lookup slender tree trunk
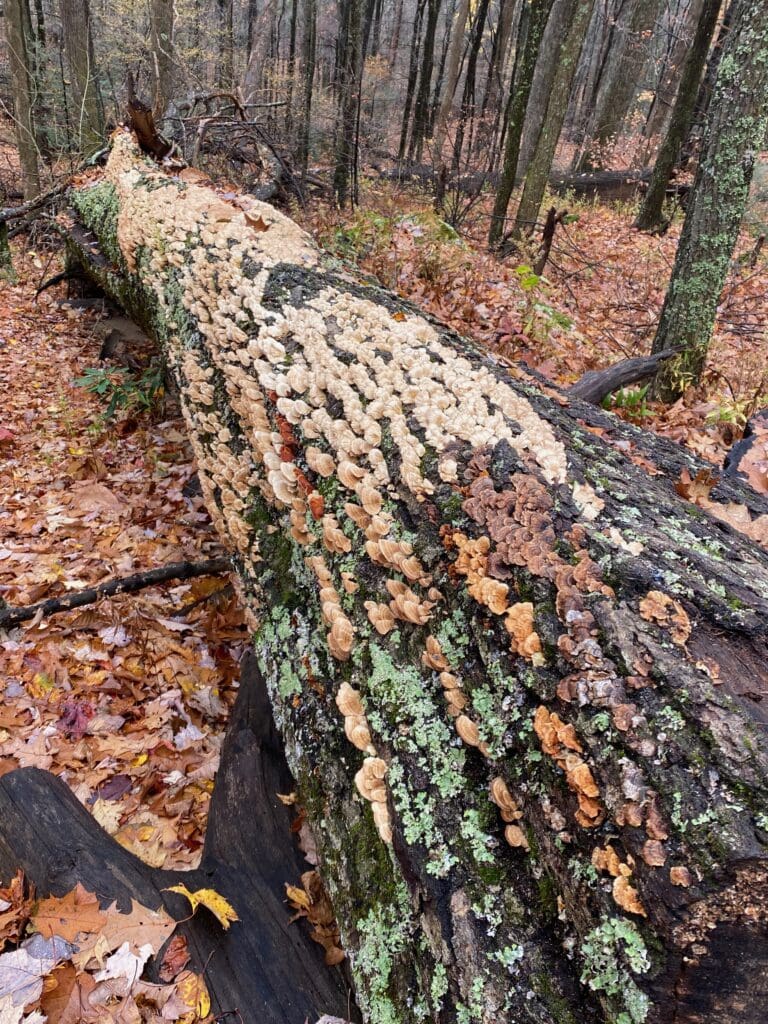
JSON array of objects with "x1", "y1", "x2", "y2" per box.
[
  {"x1": 480, "y1": 0, "x2": 517, "y2": 120},
  {"x1": 398, "y1": 0, "x2": 427, "y2": 164},
  {"x1": 518, "y1": 0, "x2": 577, "y2": 180},
  {"x1": 636, "y1": 0, "x2": 722, "y2": 232},
  {"x1": 489, "y1": 0, "x2": 555, "y2": 245},
  {"x1": 388, "y1": 0, "x2": 405, "y2": 66},
  {"x1": 408, "y1": 0, "x2": 443, "y2": 165},
  {"x1": 248, "y1": 0, "x2": 260, "y2": 59},
  {"x1": 576, "y1": 0, "x2": 665, "y2": 171},
  {"x1": 515, "y1": 0, "x2": 597, "y2": 237},
  {"x1": 450, "y1": 0, "x2": 490, "y2": 170},
  {"x1": 426, "y1": 0, "x2": 457, "y2": 139},
  {"x1": 285, "y1": 0, "x2": 299, "y2": 138},
  {"x1": 432, "y1": 0, "x2": 470, "y2": 171},
  {"x1": 296, "y1": 0, "x2": 317, "y2": 175},
  {"x1": 333, "y1": 0, "x2": 364, "y2": 205},
  {"x1": 217, "y1": 0, "x2": 235, "y2": 88},
  {"x1": 4, "y1": 0, "x2": 40, "y2": 198},
  {"x1": 149, "y1": 0, "x2": 175, "y2": 120},
  {"x1": 60, "y1": 0, "x2": 104, "y2": 155},
  {"x1": 651, "y1": 0, "x2": 768, "y2": 398},
  {"x1": 69, "y1": 130, "x2": 768, "y2": 1024},
  {"x1": 641, "y1": 0, "x2": 704, "y2": 148}
]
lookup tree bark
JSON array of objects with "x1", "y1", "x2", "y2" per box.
[
  {"x1": 489, "y1": 0, "x2": 555, "y2": 245},
  {"x1": 407, "y1": 0, "x2": 443, "y2": 165},
  {"x1": 333, "y1": 0, "x2": 364, "y2": 205},
  {"x1": 60, "y1": 0, "x2": 105, "y2": 156},
  {"x1": 514, "y1": 0, "x2": 597, "y2": 237},
  {"x1": 575, "y1": 0, "x2": 665, "y2": 172},
  {"x1": 651, "y1": 0, "x2": 768, "y2": 398},
  {"x1": 635, "y1": 0, "x2": 722, "y2": 232},
  {"x1": 431, "y1": 0, "x2": 470, "y2": 166},
  {"x1": 296, "y1": 0, "x2": 317, "y2": 176},
  {"x1": 4, "y1": 0, "x2": 40, "y2": 199},
  {"x1": 149, "y1": 0, "x2": 175, "y2": 120},
  {"x1": 65, "y1": 130, "x2": 768, "y2": 1024}
]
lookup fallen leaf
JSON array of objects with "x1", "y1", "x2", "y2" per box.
[
  {"x1": 158, "y1": 934, "x2": 189, "y2": 982},
  {"x1": 164, "y1": 885, "x2": 239, "y2": 930},
  {"x1": 32, "y1": 884, "x2": 106, "y2": 944}
]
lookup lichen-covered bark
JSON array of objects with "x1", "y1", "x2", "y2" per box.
[
  {"x1": 651, "y1": 0, "x2": 768, "y2": 397},
  {"x1": 67, "y1": 132, "x2": 768, "y2": 1024}
]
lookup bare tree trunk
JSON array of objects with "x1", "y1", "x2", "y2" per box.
[
  {"x1": 149, "y1": 0, "x2": 175, "y2": 120},
  {"x1": 635, "y1": 0, "x2": 722, "y2": 232},
  {"x1": 296, "y1": 0, "x2": 317, "y2": 175},
  {"x1": 4, "y1": 0, "x2": 40, "y2": 198},
  {"x1": 651, "y1": 0, "x2": 768, "y2": 398},
  {"x1": 489, "y1": 0, "x2": 555, "y2": 245},
  {"x1": 60, "y1": 0, "x2": 104, "y2": 155},
  {"x1": 432, "y1": 0, "x2": 470, "y2": 182},
  {"x1": 575, "y1": 0, "x2": 665, "y2": 171},
  {"x1": 680, "y1": 0, "x2": 733, "y2": 167},
  {"x1": 408, "y1": 0, "x2": 443, "y2": 164},
  {"x1": 450, "y1": 0, "x2": 490, "y2": 170},
  {"x1": 68, "y1": 130, "x2": 768, "y2": 1024},
  {"x1": 515, "y1": 0, "x2": 597, "y2": 236},
  {"x1": 518, "y1": 0, "x2": 577, "y2": 180},
  {"x1": 398, "y1": 0, "x2": 427, "y2": 164},
  {"x1": 333, "y1": 0, "x2": 364, "y2": 205},
  {"x1": 217, "y1": 0, "x2": 235, "y2": 88}
]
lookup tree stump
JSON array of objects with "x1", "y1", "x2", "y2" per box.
[{"x1": 56, "y1": 130, "x2": 768, "y2": 1024}]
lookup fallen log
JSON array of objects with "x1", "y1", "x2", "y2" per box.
[
  {"x1": 0, "y1": 652, "x2": 353, "y2": 1022},
  {"x1": 567, "y1": 348, "x2": 683, "y2": 405},
  {"x1": 54, "y1": 130, "x2": 768, "y2": 1024}
]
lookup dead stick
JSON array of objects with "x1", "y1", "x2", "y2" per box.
[{"x1": 0, "y1": 557, "x2": 231, "y2": 628}]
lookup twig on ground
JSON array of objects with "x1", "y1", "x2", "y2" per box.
[{"x1": 0, "y1": 557, "x2": 231, "y2": 628}]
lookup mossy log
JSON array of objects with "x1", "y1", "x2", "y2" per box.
[{"x1": 62, "y1": 132, "x2": 768, "y2": 1024}]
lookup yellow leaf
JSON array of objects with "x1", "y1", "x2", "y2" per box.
[
  {"x1": 132, "y1": 752, "x2": 148, "y2": 767},
  {"x1": 175, "y1": 970, "x2": 211, "y2": 1018},
  {"x1": 284, "y1": 884, "x2": 311, "y2": 910},
  {"x1": 165, "y1": 885, "x2": 239, "y2": 930},
  {"x1": 392, "y1": 310, "x2": 407, "y2": 322}
]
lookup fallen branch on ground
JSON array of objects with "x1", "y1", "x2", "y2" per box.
[
  {"x1": 0, "y1": 557, "x2": 231, "y2": 628},
  {"x1": 567, "y1": 347, "x2": 684, "y2": 404}
]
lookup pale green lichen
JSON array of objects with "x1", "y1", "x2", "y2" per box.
[{"x1": 580, "y1": 917, "x2": 650, "y2": 1024}]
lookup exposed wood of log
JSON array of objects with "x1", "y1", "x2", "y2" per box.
[
  {"x1": 567, "y1": 348, "x2": 684, "y2": 405},
  {"x1": 0, "y1": 653, "x2": 354, "y2": 1023},
  {"x1": 59, "y1": 130, "x2": 768, "y2": 1024},
  {"x1": 0, "y1": 557, "x2": 231, "y2": 628}
]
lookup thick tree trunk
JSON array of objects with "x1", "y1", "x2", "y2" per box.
[
  {"x1": 514, "y1": 0, "x2": 597, "y2": 236},
  {"x1": 60, "y1": 0, "x2": 105, "y2": 155},
  {"x1": 4, "y1": 0, "x2": 40, "y2": 199},
  {"x1": 65, "y1": 130, "x2": 768, "y2": 1024},
  {"x1": 635, "y1": 0, "x2": 722, "y2": 232},
  {"x1": 651, "y1": 0, "x2": 768, "y2": 398}
]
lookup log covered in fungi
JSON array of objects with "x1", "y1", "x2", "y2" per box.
[{"x1": 60, "y1": 130, "x2": 768, "y2": 1024}]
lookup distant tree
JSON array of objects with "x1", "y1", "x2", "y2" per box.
[
  {"x1": 398, "y1": 0, "x2": 427, "y2": 163},
  {"x1": 488, "y1": 0, "x2": 555, "y2": 246},
  {"x1": 4, "y1": 0, "x2": 40, "y2": 198},
  {"x1": 149, "y1": 0, "x2": 175, "y2": 120},
  {"x1": 333, "y1": 0, "x2": 364, "y2": 205},
  {"x1": 431, "y1": 0, "x2": 470, "y2": 165},
  {"x1": 407, "y1": 0, "x2": 443, "y2": 164},
  {"x1": 636, "y1": 0, "x2": 722, "y2": 232},
  {"x1": 60, "y1": 0, "x2": 104, "y2": 155},
  {"x1": 651, "y1": 0, "x2": 768, "y2": 399},
  {"x1": 575, "y1": 0, "x2": 666, "y2": 172},
  {"x1": 217, "y1": 0, "x2": 235, "y2": 88},
  {"x1": 296, "y1": 0, "x2": 317, "y2": 176},
  {"x1": 514, "y1": 0, "x2": 597, "y2": 237},
  {"x1": 449, "y1": 0, "x2": 490, "y2": 168}
]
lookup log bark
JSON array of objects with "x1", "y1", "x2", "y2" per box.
[{"x1": 61, "y1": 130, "x2": 768, "y2": 1024}]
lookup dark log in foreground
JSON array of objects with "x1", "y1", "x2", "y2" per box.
[
  {"x1": 0, "y1": 557, "x2": 230, "y2": 628},
  {"x1": 0, "y1": 652, "x2": 353, "y2": 1023},
  {"x1": 59, "y1": 131, "x2": 768, "y2": 1024}
]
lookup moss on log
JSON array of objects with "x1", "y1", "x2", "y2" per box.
[{"x1": 64, "y1": 132, "x2": 768, "y2": 1024}]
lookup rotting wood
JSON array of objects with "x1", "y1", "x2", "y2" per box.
[
  {"x1": 0, "y1": 653, "x2": 355, "y2": 1024},
  {"x1": 58, "y1": 130, "x2": 768, "y2": 1024},
  {"x1": 567, "y1": 348, "x2": 683, "y2": 405}
]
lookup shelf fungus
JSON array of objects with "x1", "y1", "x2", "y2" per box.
[
  {"x1": 639, "y1": 590, "x2": 692, "y2": 646},
  {"x1": 490, "y1": 777, "x2": 529, "y2": 851},
  {"x1": 534, "y1": 707, "x2": 604, "y2": 828},
  {"x1": 335, "y1": 683, "x2": 376, "y2": 756},
  {"x1": 591, "y1": 845, "x2": 647, "y2": 916},
  {"x1": 306, "y1": 555, "x2": 355, "y2": 660},
  {"x1": 354, "y1": 756, "x2": 392, "y2": 843},
  {"x1": 505, "y1": 601, "x2": 544, "y2": 666}
]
